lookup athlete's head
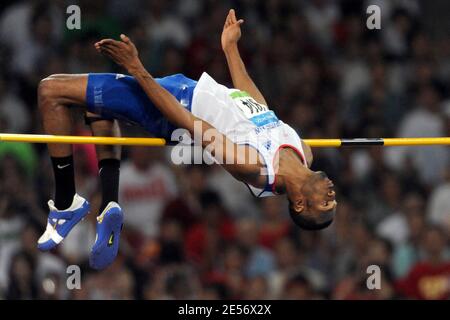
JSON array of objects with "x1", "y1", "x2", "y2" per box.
[{"x1": 287, "y1": 171, "x2": 337, "y2": 231}]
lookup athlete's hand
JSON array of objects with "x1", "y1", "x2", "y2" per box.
[
  {"x1": 221, "y1": 9, "x2": 244, "y2": 51},
  {"x1": 95, "y1": 34, "x2": 143, "y2": 73}
]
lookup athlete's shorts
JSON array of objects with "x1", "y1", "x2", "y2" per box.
[{"x1": 86, "y1": 73, "x2": 197, "y2": 140}]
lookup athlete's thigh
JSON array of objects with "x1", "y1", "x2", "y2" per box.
[{"x1": 44, "y1": 74, "x2": 88, "y2": 106}]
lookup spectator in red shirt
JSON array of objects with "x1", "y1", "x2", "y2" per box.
[{"x1": 396, "y1": 225, "x2": 450, "y2": 299}]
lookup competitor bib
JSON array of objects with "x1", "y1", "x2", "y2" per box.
[{"x1": 230, "y1": 91, "x2": 279, "y2": 127}]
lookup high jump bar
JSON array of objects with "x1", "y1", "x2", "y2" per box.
[{"x1": 0, "y1": 133, "x2": 450, "y2": 147}]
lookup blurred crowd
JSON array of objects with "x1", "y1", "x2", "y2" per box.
[{"x1": 0, "y1": 0, "x2": 449, "y2": 300}]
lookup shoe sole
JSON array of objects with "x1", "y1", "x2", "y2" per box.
[{"x1": 89, "y1": 210, "x2": 123, "y2": 270}]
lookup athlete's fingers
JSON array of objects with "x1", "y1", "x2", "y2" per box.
[
  {"x1": 94, "y1": 40, "x2": 105, "y2": 49},
  {"x1": 224, "y1": 15, "x2": 230, "y2": 28},
  {"x1": 95, "y1": 41, "x2": 105, "y2": 51},
  {"x1": 121, "y1": 34, "x2": 138, "y2": 52},
  {"x1": 97, "y1": 38, "x2": 115, "y2": 46},
  {"x1": 100, "y1": 39, "x2": 123, "y2": 49},
  {"x1": 98, "y1": 40, "x2": 115, "y2": 51},
  {"x1": 100, "y1": 45, "x2": 120, "y2": 60},
  {"x1": 100, "y1": 42, "x2": 128, "y2": 58},
  {"x1": 100, "y1": 43, "x2": 115, "y2": 51},
  {"x1": 230, "y1": 9, "x2": 237, "y2": 23},
  {"x1": 99, "y1": 46, "x2": 116, "y2": 58},
  {"x1": 120, "y1": 34, "x2": 131, "y2": 44},
  {"x1": 237, "y1": 19, "x2": 244, "y2": 25},
  {"x1": 117, "y1": 39, "x2": 134, "y2": 51},
  {"x1": 224, "y1": 11, "x2": 231, "y2": 28},
  {"x1": 101, "y1": 44, "x2": 121, "y2": 57},
  {"x1": 98, "y1": 42, "x2": 114, "y2": 52},
  {"x1": 228, "y1": 10, "x2": 234, "y2": 23}
]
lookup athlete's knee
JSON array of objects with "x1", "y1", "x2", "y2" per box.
[
  {"x1": 38, "y1": 75, "x2": 70, "y2": 113},
  {"x1": 38, "y1": 76, "x2": 60, "y2": 103}
]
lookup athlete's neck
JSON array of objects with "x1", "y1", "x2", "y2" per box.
[{"x1": 274, "y1": 148, "x2": 313, "y2": 193}]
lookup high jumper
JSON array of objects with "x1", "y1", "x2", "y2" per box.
[{"x1": 36, "y1": 9, "x2": 336, "y2": 269}]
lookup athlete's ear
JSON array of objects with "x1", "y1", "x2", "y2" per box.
[{"x1": 291, "y1": 196, "x2": 305, "y2": 213}]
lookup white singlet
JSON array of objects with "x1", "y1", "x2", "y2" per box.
[{"x1": 191, "y1": 72, "x2": 307, "y2": 197}]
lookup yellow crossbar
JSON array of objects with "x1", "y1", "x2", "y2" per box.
[
  {"x1": 0, "y1": 134, "x2": 449, "y2": 147},
  {"x1": 0, "y1": 134, "x2": 166, "y2": 146}
]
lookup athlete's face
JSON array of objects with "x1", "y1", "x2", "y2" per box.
[
  {"x1": 288, "y1": 171, "x2": 337, "y2": 216},
  {"x1": 302, "y1": 171, "x2": 337, "y2": 213}
]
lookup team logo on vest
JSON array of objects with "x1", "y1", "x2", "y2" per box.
[{"x1": 263, "y1": 140, "x2": 272, "y2": 150}]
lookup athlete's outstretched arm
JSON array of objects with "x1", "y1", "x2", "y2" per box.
[
  {"x1": 222, "y1": 10, "x2": 313, "y2": 167},
  {"x1": 95, "y1": 35, "x2": 205, "y2": 136},
  {"x1": 222, "y1": 9, "x2": 267, "y2": 106},
  {"x1": 95, "y1": 35, "x2": 261, "y2": 181}
]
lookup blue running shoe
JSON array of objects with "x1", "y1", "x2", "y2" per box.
[
  {"x1": 89, "y1": 202, "x2": 123, "y2": 270},
  {"x1": 38, "y1": 194, "x2": 90, "y2": 251}
]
